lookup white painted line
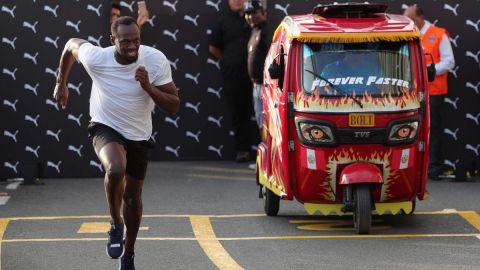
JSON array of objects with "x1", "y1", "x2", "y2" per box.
[
  {"x1": 476, "y1": 235, "x2": 480, "y2": 240},
  {"x1": 0, "y1": 196, "x2": 11, "y2": 206},
  {"x1": 442, "y1": 209, "x2": 457, "y2": 213},
  {"x1": 6, "y1": 182, "x2": 21, "y2": 190}
]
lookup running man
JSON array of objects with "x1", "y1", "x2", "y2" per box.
[{"x1": 53, "y1": 16, "x2": 179, "y2": 269}]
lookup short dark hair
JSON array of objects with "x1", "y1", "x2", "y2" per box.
[
  {"x1": 111, "y1": 16, "x2": 139, "y2": 37},
  {"x1": 414, "y1": 5, "x2": 424, "y2": 17},
  {"x1": 111, "y1": 1, "x2": 121, "y2": 11}
]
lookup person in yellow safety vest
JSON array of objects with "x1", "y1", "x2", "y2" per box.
[{"x1": 404, "y1": 4, "x2": 455, "y2": 180}]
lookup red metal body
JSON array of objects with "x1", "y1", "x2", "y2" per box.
[{"x1": 257, "y1": 4, "x2": 430, "y2": 215}]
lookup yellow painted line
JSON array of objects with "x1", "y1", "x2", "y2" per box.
[
  {"x1": 185, "y1": 174, "x2": 254, "y2": 181},
  {"x1": 189, "y1": 166, "x2": 252, "y2": 174},
  {"x1": 190, "y1": 216, "x2": 243, "y2": 270},
  {"x1": 216, "y1": 233, "x2": 480, "y2": 241},
  {"x1": 458, "y1": 211, "x2": 480, "y2": 232},
  {"x1": 2, "y1": 213, "x2": 267, "y2": 221},
  {"x1": 2, "y1": 237, "x2": 196, "y2": 243},
  {"x1": 0, "y1": 218, "x2": 11, "y2": 270},
  {"x1": 77, "y1": 222, "x2": 148, "y2": 233}
]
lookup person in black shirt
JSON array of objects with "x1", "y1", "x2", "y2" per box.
[
  {"x1": 209, "y1": 0, "x2": 258, "y2": 163},
  {"x1": 245, "y1": 0, "x2": 267, "y2": 133}
]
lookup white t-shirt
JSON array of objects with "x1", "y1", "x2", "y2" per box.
[{"x1": 78, "y1": 43, "x2": 172, "y2": 141}]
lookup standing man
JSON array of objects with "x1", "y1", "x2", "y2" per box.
[
  {"x1": 244, "y1": 0, "x2": 268, "y2": 169},
  {"x1": 53, "y1": 16, "x2": 179, "y2": 269},
  {"x1": 404, "y1": 4, "x2": 455, "y2": 180},
  {"x1": 111, "y1": 0, "x2": 150, "y2": 28},
  {"x1": 209, "y1": 0, "x2": 258, "y2": 162}
]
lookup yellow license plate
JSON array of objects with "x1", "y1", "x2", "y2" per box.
[{"x1": 348, "y1": 113, "x2": 375, "y2": 127}]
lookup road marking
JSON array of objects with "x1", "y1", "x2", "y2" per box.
[
  {"x1": 186, "y1": 174, "x2": 254, "y2": 181},
  {"x1": 77, "y1": 222, "x2": 149, "y2": 233},
  {"x1": 458, "y1": 211, "x2": 480, "y2": 232},
  {"x1": 6, "y1": 182, "x2": 21, "y2": 190},
  {"x1": 189, "y1": 166, "x2": 252, "y2": 174},
  {"x1": 0, "y1": 218, "x2": 11, "y2": 270},
  {"x1": 0, "y1": 195, "x2": 10, "y2": 206},
  {"x1": 190, "y1": 216, "x2": 243, "y2": 270}
]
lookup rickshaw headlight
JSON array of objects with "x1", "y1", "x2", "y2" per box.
[
  {"x1": 299, "y1": 123, "x2": 334, "y2": 143},
  {"x1": 388, "y1": 121, "x2": 419, "y2": 142}
]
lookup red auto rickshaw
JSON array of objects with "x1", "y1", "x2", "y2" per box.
[{"x1": 256, "y1": 3, "x2": 435, "y2": 234}]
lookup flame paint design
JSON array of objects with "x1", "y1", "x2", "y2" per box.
[
  {"x1": 295, "y1": 89, "x2": 420, "y2": 113},
  {"x1": 325, "y1": 148, "x2": 397, "y2": 202}
]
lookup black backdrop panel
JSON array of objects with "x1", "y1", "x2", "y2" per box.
[{"x1": 1, "y1": 0, "x2": 479, "y2": 178}]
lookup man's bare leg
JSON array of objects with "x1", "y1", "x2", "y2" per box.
[{"x1": 122, "y1": 174, "x2": 144, "y2": 254}]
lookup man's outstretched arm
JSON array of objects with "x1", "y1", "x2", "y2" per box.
[{"x1": 53, "y1": 38, "x2": 88, "y2": 109}]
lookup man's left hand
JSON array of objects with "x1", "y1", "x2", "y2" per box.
[{"x1": 135, "y1": 66, "x2": 151, "y2": 91}]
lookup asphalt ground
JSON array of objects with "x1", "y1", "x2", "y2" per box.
[{"x1": 1, "y1": 161, "x2": 479, "y2": 270}]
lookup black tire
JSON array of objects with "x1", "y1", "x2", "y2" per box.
[
  {"x1": 262, "y1": 186, "x2": 280, "y2": 216},
  {"x1": 353, "y1": 184, "x2": 371, "y2": 234},
  {"x1": 401, "y1": 200, "x2": 416, "y2": 215}
]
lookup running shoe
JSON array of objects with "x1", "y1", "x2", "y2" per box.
[
  {"x1": 119, "y1": 253, "x2": 135, "y2": 270},
  {"x1": 106, "y1": 223, "x2": 124, "y2": 259}
]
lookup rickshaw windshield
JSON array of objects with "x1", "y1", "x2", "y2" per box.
[{"x1": 302, "y1": 42, "x2": 412, "y2": 97}]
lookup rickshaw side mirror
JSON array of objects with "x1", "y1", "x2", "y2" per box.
[
  {"x1": 268, "y1": 61, "x2": 281, "y2": 79},
  {"x1": 425, "y1": 53, "x2": 436, "y2": 82}
]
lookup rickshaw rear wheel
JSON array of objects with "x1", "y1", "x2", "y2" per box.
[
  {"x1": 262, "y1": 186, "x2": 279, "y2": 216},
  {"x1": 353, "y1": 184, "x2": 371, "y2": 234}
]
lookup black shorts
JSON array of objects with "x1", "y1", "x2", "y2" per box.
[{"x1": 87, "y1": 122, "x2": 154, "y2": 180}]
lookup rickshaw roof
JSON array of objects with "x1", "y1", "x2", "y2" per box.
[{"x1": 273, "y1": 3, "x2": 420, "y2": 43}]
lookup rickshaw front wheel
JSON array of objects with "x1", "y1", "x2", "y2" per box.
[
  {"x1": 353, "y1": 184, "x2": 372, "y2": 234},
  {"x1": 262, "y1": 186, "x2": 280, "y2": 216}
]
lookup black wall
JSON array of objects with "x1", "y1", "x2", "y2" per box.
[{"x1": 1, "y1": 0, "x2": 479, "y2": 179}]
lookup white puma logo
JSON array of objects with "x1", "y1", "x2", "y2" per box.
[
  {"x1": 147, "y1": 15, "x2": 156, "y2": 27},
  {"x1": 466, "y1": 113, "x2": 480, "y2": 125},
  {"x1": 120, "y1": 1, "x2": 135, "y2": 12},
  {"x1": 165, "y1": 116, "x2": 180, "y2": 128},
  {"x1": 46, "y1": 99, "x2": 59, "y2": 111},
  {"x1": 466, "y1": 50, "x2": 480, "y2": 63},
  {"x1": 23, "y1": 52, "x2": 39, "y2": 65},
  {"x1": 3, "y1": 130, "x2": 19, "y2": 142},
  {"x1": 443, "y1": 3, "x2": 459, "y2": 16},
  {"x1": 1, "y1": 5, "x2": 16, "y2": 18},
  {"x1": 184, "y1": 15, "x2": 199, "y2": 26},
  {"x1": 444, "y1": 159, "x2": 459, "y2": 171},
  {"x1": 44, "y1": 36, "x2": 60, "y2": 49},
  {"x1": 43, "y1": 4, "x2": 59, "y2": 17},
  {"x1": 3, "y1": 99, "x2": 18, "y2": 112},
  {"x1": 23, "y1": 21, "x2": 38, "y2": 34},
  {"x1": 68, "y1": 145, "x2": 84, "y2": 157},
  {"x1": 208, "y1": 145, "x2": 223, "y2": 157},
  {"x1": 68, "y1": 113, "x2": 83, "y2": 126},
  {"x1": 449, "y1": 66, "x2": 459, "y2": 79},
  {"x1": 45, "y1": 67, "x2": 58, "y2": 78},
  {"x1": 163, "y1": 0, "x2": 178, "y2": 12},
  {"x1": 466, "y1": 19, "x2": 480, "y2": 32},
  {"x1": 47, "y1": 161, "x2": 62, "y2": 173},
  {"x1": 24, "y1": 83, "x2": 39, "y2": 96},
  {"x1": 25, "y1": 114, "x2": 40, "y2": 127},
  {"x1": 186, "y1": 130, "x2": 201, "y2": 142},
  {"x1": 168, "y1": 58, "x2": 179, "y2": 70},
  {"x1": 274, "y1": 3, "x2": 290, "y2": 16},
  {"x1": 185, "y1": 102, "x2": 201, "y2": 114},
  {"x1": 165, "y1": 146, "x2": 180, "y2": 157},
  {"x1": 163, "y1": 29, "x2": 179, "y2": 41},
  {"x1": 449, "y1": 34, "x2": 459, "y2": 48},
  {"x1": 443, "y1": 97, "x2": 459, "y2": 110},
  {"x1": 207, "y1": 116, "x2": 223, "y2": 127},
  {"x1": 87, "y1": 35, "x2": 103, "y2": 47},
  {"x1": 25, "y1": 145, "x2": 40, "y2": 158},
  {"x1": 66, "y1": 20, "x2": 82, "y2": 33},
  {"x1": 90, "y1": 160, "x2": 103, "y2": 172},
  {"x1": 46, "y1": 129, "x2": 62, "y2": 142},
  {"x1": 87, "y1": 4, "x2": 102, "y2": 16},
  {"x1": 443, "y1": 128, "x2": 459, "y2": 141},
  {"x1": 185, "y1": 73, "x2": 200, "y2": 85},
  {"x1": 3, "y1": 67, "x2": 17, "y2": 80},
  {"x1": 206, "y1": 0, "x2": 221, "y2": 11},
  {"x1": 151, "y1": 131, "x2": 158, "y2": 143},
  {"x1": 466, "y1": 144, "x2": 480, "y2": 156},
  {"x1": 465, "y1": 82, "x2": 480, "y2": 94},
  {"x1": 4, "y1": 161, "x2": 19, "y2": 174},
  {"x1": 207, "y1": 87, "x2": 222, "y2": 99},
  {"x1": 184, "y1": 43, "x2": 200, "y2": 56},
  {"x1": 207, "y1": 58, "x2": 220, "y2": 69},
  {"x1": 68, "y1": 82, "x2": 82, "y2": 95},
  {"x1": 2, "y1": 37, "x2": 17, "y2": 49}
]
